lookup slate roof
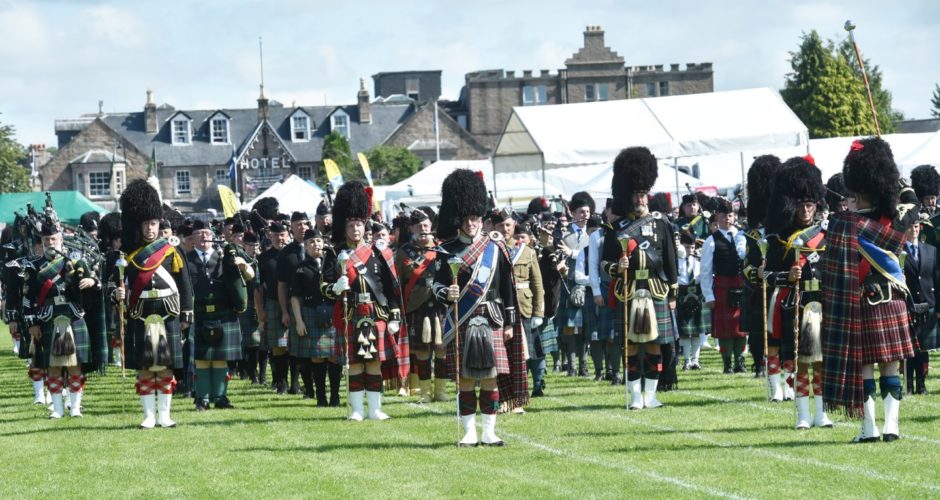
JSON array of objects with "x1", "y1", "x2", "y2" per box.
[{"x1": 87, "y1": 100, "x2": 416, "y2": 168}]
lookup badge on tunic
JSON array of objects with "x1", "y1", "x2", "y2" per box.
[
  {"x1": 642, "y1": 225, "x2": 653, "y2": 236},
  {"x1": 806, "y1": 251, "x2": 819, "y2": 264}
]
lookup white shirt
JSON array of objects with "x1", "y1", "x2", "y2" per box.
[
  {"x1": 678, "y1": 254, "x2": 700, "y2": 286},
  {"x1": 700, "y1": 227, "x2": 747, "y2": 303},
  {"x1": 587, "y1": 229, "x2": 604, "y2": 296},
  {"x1": 574, "y1": 246, "x2": 591, "y2": 286}
]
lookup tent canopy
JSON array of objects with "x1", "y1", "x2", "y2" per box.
[
  {"x1": 492, "y1": 87, "x2": 808, "y2": 192},
  {"x1": 243, "y1": 175, "x2": 324, "y2": 216},
  {"x1": 0, "y1": 191, "x2": 108, "y2": 225}
]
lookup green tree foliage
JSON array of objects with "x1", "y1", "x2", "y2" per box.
[
  {"x1": 837, "y1": 39, "x2": 903, "y2": 130},
  {"x1": 0, "y1": 115, "x2": 31, "y2": 194},
  {"x1": 321, "y1": 131, "x2": 359, "y2": 182},
  {"x1": 781, "y1": 31, "x2": 901, "y2": 138},
  {"x1": 931, "y1": 83, "x2": 940, "y2": 118},
  {"x1": 365, "y1": 146, "x2": 421, "y2": 185}
]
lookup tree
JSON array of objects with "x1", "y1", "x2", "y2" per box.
[
  {"x1": 0, "y1": 115, "x2": 31, "y2": 194},
  {"x1": 931, "y1": 83, "x2": 940, "y2": 118},
  {"x1": 321, "y1": 131, "x2": 359, "y2": 182},
  {"x1": 364, "y1": 146, "x2": 421, "y2": 185},
  {"x1": 837, "y1": 39, "x2": 904, "y2": 131},
  {"x1": 781, "y1": 31, "x2": 898, "y2": 138}
]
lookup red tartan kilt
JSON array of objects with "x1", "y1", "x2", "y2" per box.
[
  {"x1": 711, "y1": 275, "x2": 745, "y2": 339},
  {"x1": 445, "y1": 324, "x2": 510, "y2": 379},
  {"x1": 859, "y1": 298, "x2": 915, "y2": 364}
]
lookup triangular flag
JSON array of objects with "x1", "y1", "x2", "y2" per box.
[{"x1": 357, "y1": 152, "x2": 373, "y2": 187}]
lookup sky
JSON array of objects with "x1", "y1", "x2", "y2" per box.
[{"x1": 1, "y1": 0, "x2": 938, "y2": 147}]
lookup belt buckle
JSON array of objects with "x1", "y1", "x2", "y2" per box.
[
  {"x1": 206, "y1": 305, "x2": 216, "y2": 313},
  {"x1": 804, "y1": 279, "x2": 820, "y2": 292},
  {"x1": 357, "y1": 293, "x2": 371, "y2": 304},
  {"x1": 635, "y1": 269, "x2": 649, "y2": 280},
  {"x1": 144, "y1": 290, "x2": 158, "y2": 299},
  {"x1": 53, "y1": 296, "x2": 67, "y2": 305},
  {"x1": 688, "y1": 285, "x2": 697, "y2": 294}
]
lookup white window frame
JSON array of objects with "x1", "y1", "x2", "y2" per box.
[
  {"x1": 405, "y1": 77, "x2": 420, "y2": 100},
  {"x1": 297, "y1": 165, "x2": 313, "y2": 179},
  {"x1": 210, "y1": 117, "x2": 229, "y2": 144},
  {"x1": 646, "y1": 82, "x2": 657, "y2": 97},
  {"x1": 215, "y1": 169, "x2": 228, "y2": 181},
  {"x1": 172, "y1": 118, "x2": 191, "y2": 145},
  {"x1": 331, "y1": 111, "x2": 350, "y2": 139},
  {"x1": 291, "y1": 112, "x2": 310, "y2": 142},
  {"x1": 585, "y1": 83, "x2": 596, "y2": 102},
  {"x1": 659, "y1": 81, "x2": 670, "y2": 97},
  {"x1": 113, "y1": 167, "x2": 125, "y2": 195},
  {"x1": 88, "y1": 171, "x2": 112, "y2": 198},
  {"x1": 175, "y1": 170, "x2": 191, "y2": 196},
  {"x1": 522, "y1": 85, "x2": 547, "y2": 106}
]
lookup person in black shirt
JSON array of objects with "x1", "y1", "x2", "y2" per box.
[
  {"x1": 258, "y1": 221, "x2": 290, "y2": 390},
  {"x1": 276, "y1": 212, "x2": 310, "y2": 394}
]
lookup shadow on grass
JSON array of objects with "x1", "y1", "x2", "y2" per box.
[
  {"x1": 233, "y1": 441, "x2": 456, "y2": 453},
  {"x1": 608, "y1": 438, "x2": 849, "y2": 453}
]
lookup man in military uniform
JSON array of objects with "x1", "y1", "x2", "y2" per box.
[
  {"x1": 433, "y1": 169, "x2": 521, "y2": 446},
  {"x1": 396, "y1": 208, "x2": 449, "y2": 403},
  {"x1": 116, "y1": 180, "x2": 194, "y2": 428},
  {"x1": 186, "y1": 219, "x2": 254, "y2": 410},
  {"x1": 600, "y1": 147, "x2": 678, "y2": 410},
  {"x1": 22, "y1": 215, "x2": 103, "y2": 419},
  {"x1": 905, "y1": 166, "x2": 940, "y2": 394},
  {"x1": 701, "y1": 198, "x2": 748, "y2": 374}
]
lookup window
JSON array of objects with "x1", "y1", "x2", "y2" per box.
[
  {"x1": 331, "y1": 113, "x2": 349, "y2": 139},
  {"x1": 114, "y1": 170, "x2": 124, "y2": 195},
  {"x1": 76, "y1": 173, "x2": 84, "y2": 195},
  {"x1": 210, "y1": 118, "x2": 229, "y2": 144},
  {"x1": 297, "y1": 165, "x2": 313, "y2": 179},
  {"x1": 172, "y1": 118, "x2": 191, "y2": 145},
  {"x1": 215, "y1": 169, "x2": 228, "y2": 181},
  {"x1": 646, "y1": 82, "x2": 657, "y2": 97},
  {"x1": 597, "y1": 83, "x2": 609, "y2": 101},
  {"x1": 522, "y1": 85, "x2": 547, "y2": 106},
  {"x1": 88, "y1": 171, "x2": 111, "y2": 197},
  {"x1": 406, "y1": 77, "x2": 420, "y2": 100},
  {"x1": 659, "y1": 81, "x2": 670, "y2": 96},
  {"x1": 292, "y1": 114, "x2": 309, "y2": 141},
  {"x1": 585, "y1": 83, "x2": 595, "y2": 102},
  {"x1": 456, "y1": 115, "x2": 468, "y2": 129},
  {"x1": 175, "y1": 170, "x2": 191, "y2": 195}
]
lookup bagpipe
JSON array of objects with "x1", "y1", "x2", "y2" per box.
[{"x1": 208, "y1": 238, "x2": 249, "y2": 313}]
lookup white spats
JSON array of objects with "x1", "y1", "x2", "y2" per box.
[
  {"x1": 157, "y1": 393, "x2": 176, "y2": 428},
  {"x1": 628, "y1": 379, "x2": 643, "y2": 410},
  {"x1": 853, "y1": 395, "x2": 880, "y2": 443},
  {"x1": 882, "y1": 393, "x2": 900, "y2": 441},
  {"x1": 367, "y1": 391, "x2": 390, "y2": 420},
  {"x1": 459, "y1": 414, "x2": 478, "y2": 447},
  {"x1": 348, "y1": 391, "x2": 365, "y2": 422},
  {"x1": 813, "y1": 397, "x2": 833, "y2": 428},
  {"x1": 643, "y1": 379, "x2": 663, "y2": 409},
  {"x1": 480, "y1": 414, "x2": 505, "y2": 446},
  {"x1": 139, "y1": 394, "x2": 156, "y2": 429},
  {"x1": 794, "y1": 396, "x2": 810, "y2": 430}
]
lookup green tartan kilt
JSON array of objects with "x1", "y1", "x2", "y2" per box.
[
  {"x1": 261, "y1": 299, "x2": 284, "y2": 350},
  {"x1": 193, "y1": 310, "x2": 243, "y2": 361},
  {"x1": 541, "y1": 320, "x2": 559, "y2": 354},
  {"x1": 677, "y1": 288, "x2": 706, "y2": 338},
  {"x1": 82, "y1": 302, "x2": 109, "y2": 372},
  {"x1": 615, "y1": 297, "x2": 675, "y2": 344},
  {"x1": 37, "y1": 306, "x2": 89, "y2": 369},
  {"x1": 124, "y1": 309, "x2": 184, "y2": 370},
  {"x1": 240, "y1": 308, "x2": 260, "y2": 348},
  {"x1": 292, "y1": 304, "x2": 337, "y2": 359}
]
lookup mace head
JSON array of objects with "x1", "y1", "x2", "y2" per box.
[{"x1": 844, "y1": 19, "x2": 856, "y2": 32}]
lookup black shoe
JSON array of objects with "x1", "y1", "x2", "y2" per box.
[
  {"x1": 566, "y1": 369, "x2": 576, "y2": 377},
  {"x1": 329, "y1": 396, "x2": 340, "y2": 407},
  {"x1": 195, "y1": 400, "x2": 210, "y2": 411},
  {"x1": 906, "y1": 379, "x2": 914, "y2": 395},
  {"x1": 593, "y1": 373, "x2": 604, "y2": 382},
  {"x1": 851, "y1": 436, "x2": 880, "y2": 444},
  {"x1": 458, "y1": 442, "x2": 478, "y2": 448},
  {"x1": 754, "y1": 366, "x2": 765, "y2": 378},
  {"x1": 610, "y1": 374, "x2": 622, "y2": 386},
  {"x1": 915, "y1": 380, "x2": 928, "y2": 395},
  {"x1": 215, "y1": 396, "x2": 235, "y2": 409},
  {"x1": 579, "y1": 367, "x2": 590, "y2": 377},
  {"x1": 723, "y1": 367, "x2": 733, "y2": 374},
  {"x1": 276, "y1": 382, "x2": 287, "y2": 395},
  {"x1": 690, "y1": 362, "x2": 701, "y2": 370},
  {"x1": 480, "y1": 440, "x2": 506, "y2": 447},
  {"x1": 250, "y1": 377, "x2": 259, "y2": 385},
  {"x1": 882, "y1": 433, "x2": 899, "y2": 442},
  {"x1": 531, "y1": 387, "x2": 544, "y2": 397},
  {"x1": 287, "y1": 384, "x2": 299, "y2": 395}
]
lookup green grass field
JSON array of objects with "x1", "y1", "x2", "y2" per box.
[{"x1": 1, "y1": 325, "x2": 939, "y2": 499}]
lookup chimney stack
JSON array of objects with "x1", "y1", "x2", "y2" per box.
[
  {"x1": 583, "y1": 25, "x2": 605, "y2": 52},
  {"x1": 358, "y1": 78, "x2": 371, "y2": 124},
  {"x1": 144, "y1": 89, "x2": 158, "y2": 134},
  {"x1": 257, "y1": 89, "x2": 269, "y2": 122}
]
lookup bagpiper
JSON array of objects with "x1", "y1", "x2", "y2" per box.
[
  {"x1": 433, "y1": 169, "x2": 521, "y2": 446},
  {"x1": 117, "y1": 180, "x2": 194, "y2": 428},
  {"x1": 322, "y1": 181, "x2": 409, "y2": 421},
  {"x1": 822, "y1": 137, "x2": 918, "y2": 443},
  {"x1": 600, "y1": 147, "x2": 678, "y2": 410}
]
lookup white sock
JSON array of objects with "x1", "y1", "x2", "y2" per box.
[
  {"x1": 679, "y1": 338, "x2": 692, "y2": 362},
  {"x1": 692, "y1": 336, "x2": 704, "y2": 361}
]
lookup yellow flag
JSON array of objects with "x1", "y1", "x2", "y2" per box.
[
  {"x1": 323, "y1": 159, "x2": 344, "y2": 190},
  {"x1": 217, "y1": 185, "x2": 241, "y2": 218},
  {"x1": 357, "y1": 153, "x2": 374, "y2": 187}
]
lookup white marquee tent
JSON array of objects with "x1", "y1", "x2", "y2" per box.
[{"x1": 243, "y1": 174, "x2": 324, "y2": 215}]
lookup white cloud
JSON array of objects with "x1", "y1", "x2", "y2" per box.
[{"x1": 84, "y1": 4, "x2": 145, "y2": 48}]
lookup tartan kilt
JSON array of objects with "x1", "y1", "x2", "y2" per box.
[
  {"x1": 261, "y1": 299, "x2": 284, "y2": 350},
  {"x1": 193, "y1": 310, "x2": 242, "y2": 361},
  {"x1": 340, "y1": 303, "x2": 407, "y2": 379},
  {"x1": 711, "y1": 275, "x2": 746, "y2": 339},
  {"x1": 293, "y1": 304, "x2": 336, "y2": 359},
  {"x1": 615, "y1": 297, "x2": 675, "y2": 345},
  {"x1": 445, "y1": 306, "x2": 511, "y2": 379},
  {"x1": 124, "y1": 298, "x2": 184, "y2": 370},
  {"x1": 859, "y1": 298, "x2": 915, "y2": 365},
  {"x1": 37, "y1": 307, "x2": 89, "y2": 369},
  {"x1": 239, "y1": 309, "x2": 260, "y2": 348},
  {"x1": 406, "y1": 306, "x2": 443, "y2": 353},
  {"x1": 540, "y1": 320, "x2": 558, "y2": 354},
  {"x1": 677, "y1": 286, "x2": 706, "y2": 338}
]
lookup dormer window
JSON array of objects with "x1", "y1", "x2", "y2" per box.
[
  {"x1": 291, "y1": 112, "x2": 310, "y2": 142},
  {"x1": 210, "y1": 117, "x2": 230, "y2": 144},
  {"x1": 331, "y1": 111, "x2": 349, "y2": 139},
  {"x1": 172, "y1": 117, "x2": 191, "y2": 145}
]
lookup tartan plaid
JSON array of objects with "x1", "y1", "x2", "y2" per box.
[
  {"x1": 338, "y1": 303, "x2": 410, "y2": 380},
  {"x1": 293, "y1": 304, "x2": 337, "y2": 359},
  {"x1": 124, "y1": 299, "x2": 184, "y2": 370},
  {"x1": 497, "y1": 321, "x2": 529, "y2": 410},
  {"x1": 677, "y1": 286, "x2": 706, "y2": 338},
  {"x1": 859, "y1": 298, "x2": 914, "y2": 364},
  {"x1": 193, "y1": 310, "x2": 243, "y2": 361},
  {"x1": 239, "y1": 308, "x2": 259, "y2": 347},
  {"x1": 445, "y1": 306, "x2": 511, "y2": 378},
  {"x1": 37, "y1": 307, "x2": 89, "y2": 369},
  {"x1": 261, "y1": 299, "x2": 283, "y2": 350},
  {"x1": 615, "y1": 297, "x2": 674, "y2": 344},
  {"x1": 711, "y1": 276, "x2": 746, "y2": 339},
  {"x1": 82, "y1": 297, "x2": 109, "y2": 373},
  {"x1": 540, "y1": 321, "x2": 558, "y2": 354},
  {"x1": 822, "y1": 213, "x2": 908, "y2": 418}
]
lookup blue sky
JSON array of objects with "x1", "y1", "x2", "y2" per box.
[{"x1": 2, "y1": 0, "x2": 938, "y2": 147}]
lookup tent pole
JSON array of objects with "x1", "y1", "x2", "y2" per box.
[
  {"x1": 541, "y1": 154, "x2": 546, "y2": 197},
  {"x1": 492, "y1": 160, "x2": 498, "y2": 200},
  {"x1": 673, "y1": 158, "x2": 679, "y2": 208},
  {"x1": 740, "y1": 152, "x2": 746, "y2": 203}
]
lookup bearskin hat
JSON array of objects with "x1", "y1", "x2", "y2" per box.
[
  {"x1": 910, "y1": 164, "x2": 940, "y2": 201},
  {"x1": 331, "y1": 181, "x2": 371, "y2": 245},
  {"x1": 648, "y1": 192, "x2": 672, "y2": 215},
  {"x1": 825, "y1": 173, "x2": 850, "y2": 212},
  {"x1": 843, "y1": 137, "x2": 900, "y2": 218},
  {"x1": 764, "y1": 156, "x2": 825, "y2": 235},
  {"x1": 254, "y1": 197, "x2": 280, "y2": 220},
  {"x1": 713, "y1": 197, "x2": 733, "y2": 214},
  {"x1": 526, "y1": 196, "x2": 550, "y2": 216},
  {"x1": 437, "y1": 169, "x2": 487, "y2": 240},
  {"x1": 745, "y1": 155, "x2": 781, "y2": 228},
  {"x1": 79, "y1": 211, "x2": 100, "y2": 233},
  {"x1": 611, "y1": 146, "x2": 658, "y2": 216},
  {"x1": 569, "y1": 191, "x2": 596, "y2": 213},
  {"x1": 120, "y1": 179, "x2": 163, "y2": 252}
]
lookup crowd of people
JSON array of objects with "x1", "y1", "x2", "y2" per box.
[{"x1": 2, "y1": 136, "x2": 936, "y2": 446}]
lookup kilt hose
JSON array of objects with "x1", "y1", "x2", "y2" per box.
[
  {"x1": 711, "y1": 275, "x2": 746, "y2": 339},
  {"x1": 37, "y1": 307, "x2": 90, "y2": 369},
  {"x1": 292, "y1": 304, "x2": 337, "y2": 359},
  {"x1": 193, "y1": 310, "x2": 242, "y2": 361}
]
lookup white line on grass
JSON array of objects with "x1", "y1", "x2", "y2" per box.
[
  {"x1": 406, "y1": 403, "x2": 746, "y2": 499},
  {"x1": 545, "y1": 394, "x2": 940, "y2": 494}
]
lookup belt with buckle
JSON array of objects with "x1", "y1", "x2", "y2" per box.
[
  {"x1": 633, "y1": 269, "x2": 649, "y2": 281},
  {"x1": 515, "y1": 282, "x2": 529, "y2": 290},
  {"x1": 356, "y1": 293, "x2": 373, "y2": 305},
  {"x1": 141, "y1": 288, "x2": 175, "y2": 299},
  {"x1": 196, "y1": 304, "x2": 217, "y2": 313},
  {"x1": 53, "y1": 295, "x2": 68, "y2": 306},
  {"x1": 802, "y1": 279, "x2": 820, "y2": 292}
]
